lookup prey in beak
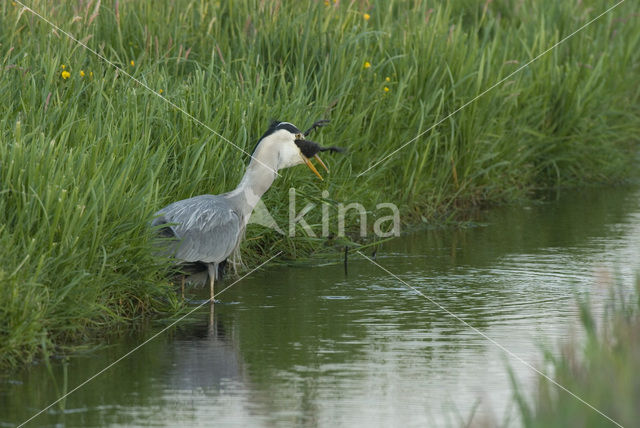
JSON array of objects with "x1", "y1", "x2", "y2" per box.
[{"x1": 294, "y1": 135, "x2": 344, "y2": 180}]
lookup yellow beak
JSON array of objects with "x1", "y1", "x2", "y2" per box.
[
  {"x1": 314, "y1": 154, "x2": 329, "y2": 173},
  {"x1": 303, "y1": 156, "x2": 324, "y2": 180}
]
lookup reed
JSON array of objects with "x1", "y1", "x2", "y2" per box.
[{"x1": 510, "y1": 276, "x2": 640, "y2": 428}]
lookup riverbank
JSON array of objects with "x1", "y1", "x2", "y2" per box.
[
  {"x1": 1, "y1": 0, "x2": 639, "y2": 368},
  {"x1": 2, "y1": 186, "x2": 638, "y2": 426}
]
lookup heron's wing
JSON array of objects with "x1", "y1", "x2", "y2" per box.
[{"x1": 153, "y1": 195, "x2": 242, "y2": 263}]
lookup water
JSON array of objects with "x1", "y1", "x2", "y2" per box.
[{"x1": 2, "y1": 187, "x2": 639, "y2": 427}]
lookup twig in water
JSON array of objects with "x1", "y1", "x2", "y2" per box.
[{"x1": 344, "y1": 246, "x2": 349, "y2": 275}]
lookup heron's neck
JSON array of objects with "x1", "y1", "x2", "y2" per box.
[{"x1": 226, "y1": 150, "x2": 278, "y2": 220}]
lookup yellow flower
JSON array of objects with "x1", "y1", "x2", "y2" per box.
[
  {"x1": 80, "y1": 70, "x2": 85, "y2": 77},
  {"x1": 89, "y1": 71, "x2": 93, "y2": 77},
  {"x1": 385, "y1": 76, "x2": 390, "y2": 82},
  {"x1": 61, "y1": 71, "x2": 70, "y2": 79},
  {"x1": 159, "y1": 89, "x2": 164, "y2": 94},
  {"x1": 364, "y1": 13, "x2": 370, "y2": 21},
  {"x1": 130, "y1": 60, "x2": 135, "y2": 66},
  {"x1": 364, "y1": 61, "x2": 371, "y2": 69},
  {"x1": 324, "y1": 0, "x2": 329, "y2": 5},
  {"x1": 383, "y1": 86, "x2": 390, "y2": 92},
  {"x1": 61, "y1": 64, "x2": 66, "y2": 69}
]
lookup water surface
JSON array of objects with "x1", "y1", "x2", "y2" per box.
[{"x1": 2, "y1": 187, "x2": 639, "y2": 427}]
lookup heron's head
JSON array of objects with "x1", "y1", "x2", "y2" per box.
[{"x1": 253, "y1": 120, "x2": 343, "y2": 180}]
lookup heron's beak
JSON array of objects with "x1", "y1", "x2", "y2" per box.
[
  {"x1": 314, "y1": 154, "x2": 329, "y2": 173},
  {"x1": 303, "y1": 155, "x2": 324, "y2": 180}
]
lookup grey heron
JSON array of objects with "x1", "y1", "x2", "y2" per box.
[{"x1": 152, "y1": 120, "x2": 342, "y2": 302}]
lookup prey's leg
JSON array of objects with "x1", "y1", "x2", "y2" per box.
[{"x1": 303, "y1": 119, "x2": 330, "y2": 136}]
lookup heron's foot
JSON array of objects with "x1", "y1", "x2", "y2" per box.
[{"x1": 304, "y1": 119, "x2": 330, "y2": 136}]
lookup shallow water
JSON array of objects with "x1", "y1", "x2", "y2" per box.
[{"x1": 2, "y1": 187, "x2": 639, "y2": 427}]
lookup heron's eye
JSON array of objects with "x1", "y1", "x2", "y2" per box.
[{"x1": 295, "y1": 133, "x2": 303, "y2": 140}]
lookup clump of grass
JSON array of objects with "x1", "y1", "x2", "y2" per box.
[
  {"x1": 1, "y1": 0, "x2": 639, "y2": 367},
  {"x1": 510, "y1": 275, "x2": 640, "y2": 427}
]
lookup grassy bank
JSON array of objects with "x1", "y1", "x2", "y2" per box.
[
  {"x1": 510, "y1": 276, "x2": 640, "y2": 427},
  {"x1": 1, "y1": 0, "x2": 639, "y2": 368}
]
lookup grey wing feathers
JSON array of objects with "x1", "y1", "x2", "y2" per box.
[{"x1": 152, "y1": 195, "x2": 242, "y2": 263}]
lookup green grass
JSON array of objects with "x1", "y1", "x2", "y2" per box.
[
  {"x1": 510, "y1": 276, "x2": 640, "y2": 428},
  {"x1": 1, "y1": 0, "x2": 639, "y2": 368}
]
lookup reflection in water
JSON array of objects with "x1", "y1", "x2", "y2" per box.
[
  {"x1": 0, "y1": 306, "x2": 254, "y2": 427},
  {"x1": 1, "y1": 187, "x2": 639, "y2": 427},
  {"x1": 166, "y1": 305, "x2": 243, "y2": 391}
]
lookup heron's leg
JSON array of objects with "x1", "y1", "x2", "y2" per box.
[
  {"x1": 207, "y1": 263, "x2": 216, "y2": 303},
  {"x1": 208, "y1": 302, "x2": 214, "y2": 335},
  {"x1": 181, "y1": 276, "x2": 185, "y2": 300}
]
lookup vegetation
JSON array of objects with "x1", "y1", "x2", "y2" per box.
[
  {"x1": 511, "y1": 276, "x2": 640, "y2": 428},
  {"x1": 1, "y1": 0, "x2": 639, "y2": 367}
]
